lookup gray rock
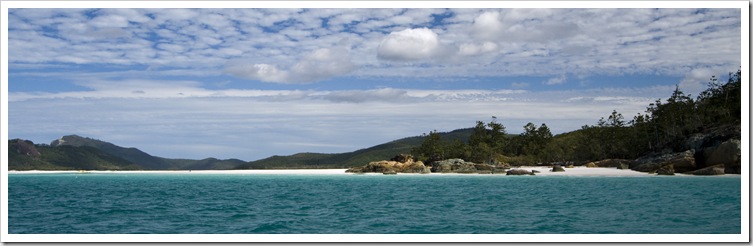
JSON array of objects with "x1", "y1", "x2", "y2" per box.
[
  {"x1": 632, "y1": 150, "x2": 695, "y2": 173},
  {"x1": 431, "y1": 159, "x2": 478, "y2": 173},
  {"x1": 656, "y1": 165, "x2": 675, "y2": 175},
  {"x1": 506, "y1": 169, "x2": 535, "y2": 175},
  {"x1": 705, "y1": 139, "x2": 740, "y2": 174},
  {"x1": 551, "y1": 165, "x2": 565, "y2": 172},
  {"x1": 687, "y1": 164, "x2": 725, "y2": 176}
]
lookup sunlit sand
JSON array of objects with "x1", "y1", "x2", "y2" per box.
[{"x1": 8, "y1": 167, "x2": 736, "y2": 176}]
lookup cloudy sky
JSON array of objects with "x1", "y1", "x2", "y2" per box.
[{"x1": 4, "y1": 2, "x2": 744, "y2": 161}]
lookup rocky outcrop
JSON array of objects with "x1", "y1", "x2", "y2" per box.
[
  {"x1": 656, "y1": 165, "x2": 675, "y2": 175},
  {"x1": 15, "y1": 140, "x2": 41, "y2": 158},
  {"x1": 681, "y1": 124, "x2": 741, "y2": 174},
  {"x1": 704, "y1": 139, "x2": 741, "y2": 174},
  {"x1": 686, "y1": 164, "x2": 725, "y2": 176},
  {"x1": 430, "y1": 159, "x2": 508, "y2": 174},
  {"x1": 345, "y1": 154, "x2": 430, "y2": 174},
  {"x1": 584, "y1": 162, "x2": 598, "y2": 168},
  {"x1": 632, "y1": 150, "x2": 696, "y2": 173},
  {"x1": 551, "y1": 165, "x2": 565, "y2": 172},
  {"x1": 595, "y1": 159, "x2": 633, "y2": 168},
  {"x1": 506, "y1": 169, "x2": 535, "y2": 175}
]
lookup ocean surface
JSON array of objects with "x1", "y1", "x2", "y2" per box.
[{"x1": 8, "y1": 173, "x2": 741, "y2": 234}]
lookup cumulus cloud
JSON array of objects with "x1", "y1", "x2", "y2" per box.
[{"x1": 377, "y1": 27, "x2": 450, "y2": 61}]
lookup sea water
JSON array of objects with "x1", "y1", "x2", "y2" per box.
[{"x1": 8, "y1": 173, "x2": 741, "y2": 234}]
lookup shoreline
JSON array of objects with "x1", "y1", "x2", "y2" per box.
[{"x1": 7, "y1": 167, "x2": 740, "y2": 177}]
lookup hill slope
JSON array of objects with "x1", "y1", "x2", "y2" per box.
[
  {"x1": 237, "y1": 128, "x2": 474, "y2": 169},
  {"x1": 10, "y1": 135, "x2": 246, "y2": 170},
  {"x1": 9, "y1": 139, "x2": 140, "y2": 170}
]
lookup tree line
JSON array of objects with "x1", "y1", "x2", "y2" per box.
[{"x1": 412, "y1": 69, "x2": 742, "y2": 165}]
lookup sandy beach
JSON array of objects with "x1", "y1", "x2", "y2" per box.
[{"x1": 8, "y1": 166, "x2": 734, "y2": 177}]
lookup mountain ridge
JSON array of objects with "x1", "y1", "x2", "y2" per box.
[{"x1": 8, "y1": 129, "x2": 473, "y2": 170}]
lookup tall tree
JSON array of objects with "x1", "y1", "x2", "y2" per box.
[{"x1": 467, "y1": 117, "x2": 507, "y2": 163}]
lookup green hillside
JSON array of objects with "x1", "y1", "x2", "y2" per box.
[
  {"x1": 10, "y1": 136, "x2": 249, "y2": 170},
  {"x1": 237, "y1": 128, "x2": 474, "y2": 169},
  {"x1": 9, "y1": 139, "x2": 140, "y2": 171}
]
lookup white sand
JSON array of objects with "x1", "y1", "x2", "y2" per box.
[
  {"x1": 512, "y1": 166, "x2": 655, "y2": 177},
  {"x1": 7, "y1": 167, "x2": 732, "y2": 177}
]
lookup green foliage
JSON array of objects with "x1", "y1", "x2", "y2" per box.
[
  {"x1": 411, "y1": 130, "x2": 446, "y2": 163},
  {"x1": 466, "y1": 117, "x2": 507, "y2": 163},
  {"x1": 505, "y1": 122, "x2": 553, "y2": 163}
]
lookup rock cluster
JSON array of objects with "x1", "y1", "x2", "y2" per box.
[
  {"x1": 430, "y1": 158, "x2": 508, "y2": 174},
  {"x1": 346, "y1": 156, "x2": 511, "y2": 174},
  {"x1": 632, "y1": 150, "x2": 696, "y2": 173},
  {"x1": 345, "y1": 154, "x2": 430, "y2": 174}
]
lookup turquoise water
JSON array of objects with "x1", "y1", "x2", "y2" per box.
[{"x1": 8, "y1": 173, "x2": 741, "y2": 234}]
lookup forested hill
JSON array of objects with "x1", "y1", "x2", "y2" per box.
[
  {"x1": 9, "y1": 135, "x2": 245, "y2": 171},
  {"x1": 236, "y1": 128, "x2": 475, "y2": 169},
  {"x1": 7, "y1": 129, "x2": 474, "y2": 170}
]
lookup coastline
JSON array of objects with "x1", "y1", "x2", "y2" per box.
[{"x1": 7, "y1": 167, "x2": 739, "y2": 177}]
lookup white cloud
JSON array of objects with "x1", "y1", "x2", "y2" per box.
[
  {"x1": 377, "y1": 27, "x2": 447, "y2": 61},
  {"x1": 224, "y1": 63, "x2": 291, "y2": 84},
  {"x1": 225, "y1": 47, "x2": 355, "y2": 84},
  {"x1": 7, "y1": 8, "x2": 742, "y2": 80},
  {"x1": 545, "y1": 74, "x2": 567, "y2": 85},
  {"x1": 458, "y1": 42, "x2": 498, "y2": 56},
  {"x1": 678, "y1": 66, "x2": 739, "y2": 97}
]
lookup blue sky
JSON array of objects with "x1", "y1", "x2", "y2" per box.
[{"x1": 4, "y1": 2, "x2": 745, "y2": 161}]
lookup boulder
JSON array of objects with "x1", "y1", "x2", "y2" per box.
[
  {"x1": 592, "y1": 159, "x2": 633, "y2": 168},
  {"x1": 585, "y1": 162, "x2": 598, "y2": 168},
  {"x1": 632, "y1": 150, "x2": 696, "y2": 173},
  {"x1": 431, "y1": 159, "x2": 478, "y2": 173},
  {"x1": 656, "y1": 165, "x2": 675, "y2": 175},
  {"x1": 551, "y1": 165, "x2": 565, "y2": 172},
  {"x1": 687, "y1": 164, "x2": 725, "y2": 176},
  {"x1": 704, "y1": 139, "x2": 740, "y2": 174},
  {"x1": 506, "y1": 169, "x2": 535, "y2": 175}
]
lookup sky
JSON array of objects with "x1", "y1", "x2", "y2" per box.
[{"x1": 3, "y1": 2, "x2": 745, "y2": 161}]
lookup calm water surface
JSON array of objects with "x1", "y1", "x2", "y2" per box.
[{"x1": 8, "y1": 173, "x2": 741, "y2": 234}]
